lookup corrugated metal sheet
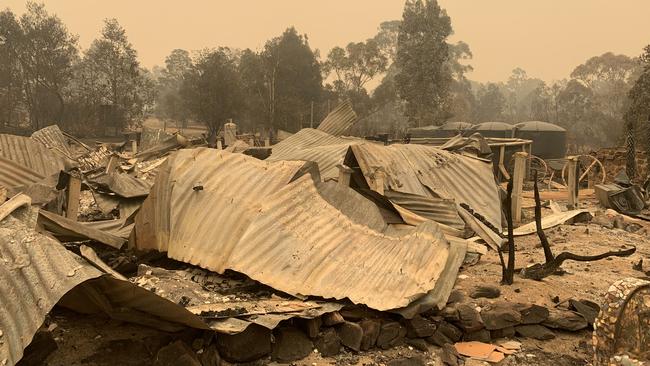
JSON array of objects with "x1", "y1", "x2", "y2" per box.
[
  {"x1": 229, "y1": 176, "x2": 453, "y2": 310},
  {"x1": 349, "y1": 143, "x2": 502, "y2": 230},
  {"x1": 38, "y1": 209, "x2": 127, "y2": 249},
  {"x1": 135, "y1": 148, "x2": 459, "y2": 311},
  {"x1": 0, "y1": 211, "x2": 101, "y2": 366},
  {"x1": 268, "y1": 129, "x2": 361, "y2": 180},
  {"x1": 135, "y1": 148, "x2": 309, "y2": 256},
  {"x1": 0, "y1": 134, "x2": 66, "y2": 178},
  {"x1": 384, "y1": 190, "x2": 465, "y2": 230},
  {"x1": 316, "y1": 181, "x2": 387, "y2": 232},
  {"x1": 90, "y1": 172, "x2": 152, "y2": 198},
  {"x1": 82, "y1": 219, "x2": 134, "y2": 239},
  {"x1": 0, "y1": 155, "x2": 44, "y2": 189},
  {"x1": 317, "y1": 100, "x2": 358, "y2": 136},
  {"x1": 30, "y1": 125, "x2": 73, "y2": 158}
]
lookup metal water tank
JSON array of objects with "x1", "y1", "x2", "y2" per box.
[
  {"x1": 407, "y1": 125, "x2": 440, "y2": 138},
  {"x1": 437, "y1": 121, "x2": 474, "y2": 138},
  {"x1": 473, "y1": 122, "x2": 513, "y2": 138},
  {"x1": 514, "y1": 121, "x2": 567, "y2": 159}
]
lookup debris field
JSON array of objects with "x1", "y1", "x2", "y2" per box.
[{"x1": 0, "y1": 105, "x2": 649, "y2": 366}]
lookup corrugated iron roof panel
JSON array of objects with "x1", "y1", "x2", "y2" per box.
[
  {"x1": 0, "y1": 211, "x2": 101, "y2": 366},
  {"x1": 135, "y1": 148, "x2": 459, "y2": 311},
  {"x1": 317, "y1": 100, "x2": 358, "y2": 136},
  {"x1": 229, "y1": 176, "x2": 453, "y2": 310},
  {"x1": 0, "y1": 133, "x2": 66, "y2": 178},
  {"x1": 135, "y1": 148, "x2": 308, "y2": 254},
  {"x1": 268, "y1": 142, "x2": 354, "y2": 180},
  {"x1": 384, "y1": 190, "x2": 465, "y2": 230},
  {"x1": 0, "y1": 155, "x2": 45, "y2": 189},
  {"x1": 398, "y1": 144, "x2": 502, "y2": 229},
  {"x1": 349, "y1": 143, "x2": 502, "y2": 229},
  {"x1": 271, "y1": 128, "x2": 358, "y2": 158}
]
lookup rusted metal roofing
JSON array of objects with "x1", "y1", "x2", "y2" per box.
[
  {"x1": 38, "y1": 209, "x2": 127, "y2": 249},
  {"x1": 90, "y1": 172, "x2": 152, "y2": 198},
  {"x1": 30, "y1": 125, "x2": 73, "y2": 158},
  {"x1": 384, "y1": 190, "x2": 465, "y2": 230},
  {"x1": 135, "y1": 148, "x2": 308, "y2": 253},
  {"x1": 0, "y1": 210, "x2": 101, "y2": 366},
  {"x1": 0, "y1": 133, "x2": 66, "y2": 178},
  {"x1": 134, "y1": 148, "x2": 460, "y2": 311},
  {"x1": 268, "y1": 129, "x2": 361, "y2": 180},
  {"x1": 317, "y1": 100, "x2": 358, "y2": 136},
  {"x1": 0, "y1": 155, "x2": 44, "y2": 189},
  {"x1": 349, "y1": 143, "x2": 502, "y2": 229},
  {"x1": 316, "y1": 181, "x2": 387, "y2": 232},
  {"x1": 81, "y1": 219, "x2": 134, "y2": 239}
]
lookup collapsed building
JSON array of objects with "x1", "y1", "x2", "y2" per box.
[{"x1": 0, "y1": 105, "x2": 648, "y2": 366}]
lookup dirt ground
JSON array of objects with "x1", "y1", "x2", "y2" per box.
[{"x1": 36, "y1": 191, "x2": 650, "y2": 366}]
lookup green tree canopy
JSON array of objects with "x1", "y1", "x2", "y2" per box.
[
  {"x1": 82, "y1": 19, "x2": 153, "y2": 130},
  {"x1": 395, "y1": 0, "x2": 453, "y2": 126},
  {"x1": 261, "y1": 27, "x2": 322, "y2": 132},
  {"x1": 181, "y1": 48, "x2": 243, "y2": 140},
  {"x1": 0, "y1": 2, "x2": 77, "y2": 129}
]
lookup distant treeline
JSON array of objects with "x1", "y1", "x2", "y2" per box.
[{"x1": 1, "y1": 1, "x2": 650, "y2": 151}]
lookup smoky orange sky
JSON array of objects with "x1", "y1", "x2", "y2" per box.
[{"x1": 4, "y1": 0, "x2": 650, "y2": 83}]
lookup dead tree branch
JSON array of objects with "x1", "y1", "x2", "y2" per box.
[
  {"x1": 521, "y1": 246, "x2": 636, "y2": 281},
  {"x1": 533, "y1": 170, "x2": 555, "y2": 263},
  {"x1": 503, "y1": 175, "x2": 515, "y2": 285}
]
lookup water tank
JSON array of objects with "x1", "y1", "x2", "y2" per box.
[
  {"x1": 473, "y1": 122, "x2": 513, "y2": 138},
  {"x1": 408, "y1": 122, "x2": 474, "y2": 138},
  {"x1": 514, "y1": 121, "x2": 567, "y2": 159},
  {"x1": 436, "y1": 121, "x2": 474, "y2": 138},
  {"x1": 407, "y1": 125, "x2": 440, "y2": 138}
]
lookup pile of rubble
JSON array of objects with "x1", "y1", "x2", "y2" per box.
[{"x1": 0, "y1": 105, "x2": 648, "y2": 366}]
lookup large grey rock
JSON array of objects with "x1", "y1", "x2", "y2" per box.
[
  {"x1": 404, "y1": 315, "x2": 436, "y2": 338},
  {"x1": 463, "y1": 329, "x2": 491, "y2": 343},
  {"x1": 470, "y1": 285, "x2": 501, "y2": 299},
  {"x1": 216, "y1": 324, "x2": 271, "y2": 363},
  {"x1": 359, "y1": 319, "x2": 381, "y2": 351},
  {"x1": 441, "y1": 306, "x2": 460, "y2": 322},
  {"x1": 427, "y1": 331, "x2": 452, "y2": 347},
  {"x1": 440, "y1": 344, "x2": 460, "y2": 366},
  {"x1": 153, "y1": 340, "x2": 201, "y2": 366},
  {"x1": 272, "y1": 327, "x2": 313, "y2": 362},
  {"x1": 480, "y1": 303, "x2": 522, "y2": 330},
  {"x1": 198, "y1": 344, "x2": 220, "y2": 366},
  {"x1": 446, "y1": 290, "x2": 465, "y2": 304},
  {"x1": 315, "y1": 328, "x2": 341, "y2": 357},
  {"x1": 490, "y1": 326, "x2": 515, "y2": 339},
  {"x1": 455, "y1": 304, "x2": 484, "y2": 332},
  {"x1": 377, "y1": 321, "x2": 407, "y2": 350},
  {"x1": 515, "y1": 303, "x2": 550, "y2": 324},
  {"x1": 542, "y1": 310, "x2": 588, "y2": 331},
  {"x1": 569, "y1": 299, "x2": 599, "y2": 325},
  {"x1": 427, "y1": 321, "x2": 462, "y2": 346},
  {"x1": 515, "y1": 324, "x2": 556, "y2": 340},
  {"x1": 337, "y1": 321, "x2": 363, "y2": 352},
  {"x1": 406, "y1": 338, "x2": 429, "y2": 352},
  {"x1": 300, "y1": 317, "x2": 322, "y2": 338},
  {"x1": 322, "y1": 311, "x2": 345, "y2": 326}
]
